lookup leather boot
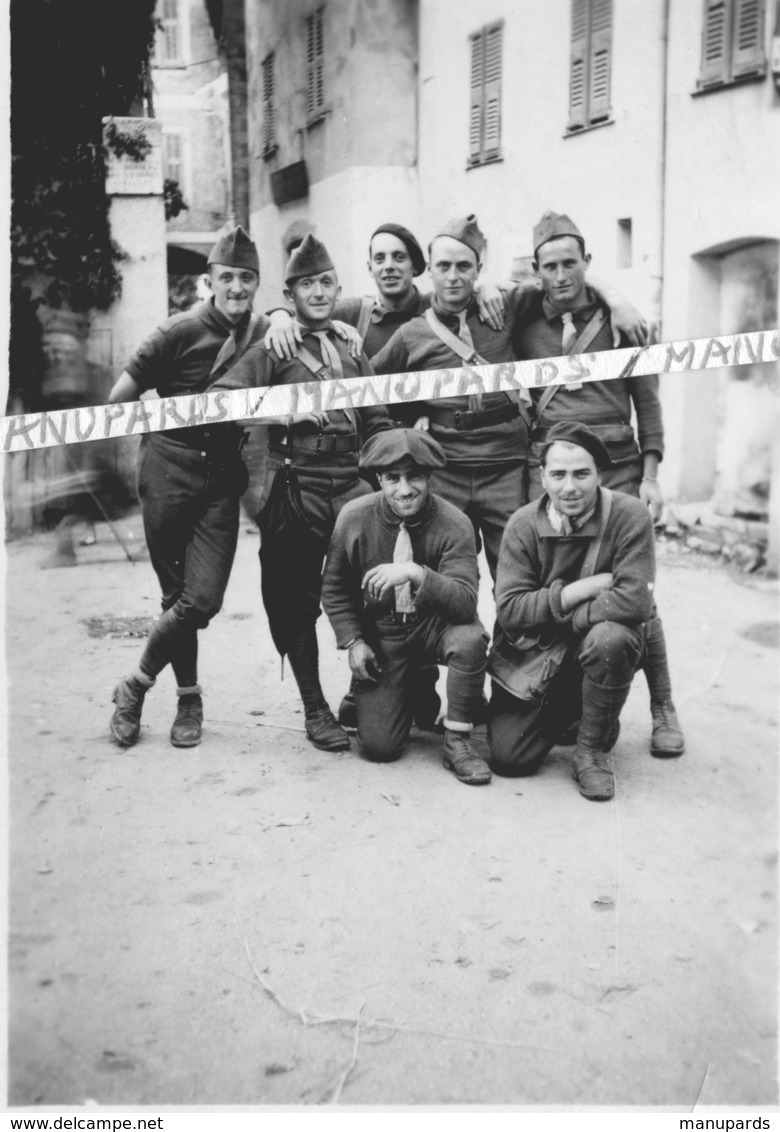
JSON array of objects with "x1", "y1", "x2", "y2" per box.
[
  {"x1": 110, "y1": 676, "x2": 149, "y2": 748},
  {"x1": 442, "y1": 728, "x2": 491, "y2": 785},
  {"x1": 650, "y1": 699, "x2": 685, "y2": 757},
  {"x1": 306, "y1": 707, "x2": 351, "y2": 752},
  {"x1": 572, "y1": 747, "x2": 614, "y2": 800},
  {"x1": 171, "y1": 692, "x2": 203, "y2": 748}
]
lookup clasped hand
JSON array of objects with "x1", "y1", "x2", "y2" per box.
[{"x1": 362, "y1": 562, "x2": 423, "y2": 603}]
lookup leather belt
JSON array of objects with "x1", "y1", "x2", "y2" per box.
[
  {"x1": 290, "y1": 433, "x2": 359, "y2": 454},
  {"x1": 158, "y1": 424, "x2": 242, "y2": 452},
  {"x1": 430, "y1": 401, "x2": 519, "y2": 431}
]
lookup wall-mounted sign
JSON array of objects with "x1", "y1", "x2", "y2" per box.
[
  {"x1": 271, "y1": 161, "x2": 309, "y2": 206},
  {"x1": 104, "y1": 117, "x2": 163, "y2": 196}
]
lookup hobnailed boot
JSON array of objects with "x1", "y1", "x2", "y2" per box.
[
  {"x1": 171, "y1": 688, "x2": 203, "y2": 748},
  {"x1": 650, "y1": 699, "x2": 685, "y2": 758},
  {"x1": 110, "y1": 675, "x2": 151, "y2": 748},
  {"x1": 442, "y1": 726, "x2": 491, "y2": 785},
  {"x1": 572, "y1": 747, "x2": 614, "y2": 801}
]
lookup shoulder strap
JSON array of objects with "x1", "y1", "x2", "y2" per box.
[
  {"x1": 208, "y1": 312, "x2": 260, "y2": 380},
  {"x1": 295, "y1": 342, "x2": 357, "y2": 429},
  {"x1": 355, "y1": 296, "x2": 375, "y2": 342},
  {"x1": 295, "y1": 345, "x2": 329, "y2": 378},
  {"x1": 578, "y1": 488, "x2": 613, "y2": 578},
  {"x1": 535, "y1": 307, "x2": 608, "y2": 420},
  {"x1": 424, "y1": 308, "x2": 490, "y2": 367}
]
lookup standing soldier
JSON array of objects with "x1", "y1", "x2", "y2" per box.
[
  {"x1": 513, "y1": 211, "x2": 684, "y2": 758},
  {"x1": 108, "y1": 226, "x2": 267, "y2": 749},
  {"x1": 213, "y1": 234, "x2": 391, "y2": 753}
]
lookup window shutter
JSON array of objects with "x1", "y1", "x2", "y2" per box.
[
  {"x1": 483, "y1": 24, "x2": 503, "y2": 157},
  {"x1": 306, "y1": 7, "x2": 325, "y2": 118},
  {"x1": 262, "y1": 54, "x2": 275, "y2": 151},
  {"x1": 700, "y1": 0, "x2": 731, "y2": 84},
  {"x1": 588, "y1": 0, "x2": 612, "y2": 121},
  {"x1": 568, "y1": 0, "x2": 590, "y2": 130},
  {"x1": 732, "y1": 0, "x2": 765, "y2": 75},
  {"x1": 469, "y1": 32, "x2": 484, "y2": 163}
]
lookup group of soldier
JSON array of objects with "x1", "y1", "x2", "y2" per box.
[{"x1": 107, "y1": 207, "x2": 685, "y2": 802}]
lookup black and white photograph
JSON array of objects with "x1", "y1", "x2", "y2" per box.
[{"x1": 4, "y1": 0, "x2": 779, "y2": 1119}]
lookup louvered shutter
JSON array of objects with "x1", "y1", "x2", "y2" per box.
[
  {"x1": 469, "y1": 32, "x2": 484, "y2": 163},
  {"x1": 306, "y1": 8, "x2": 324, "y2": 118},
  {"x1": 732, "y1": 0, "x2": 765, "y2": 76},
  {"x1": 483, "y1": 24, "x2": 503, "y2": 158},
  {"x1": 262, "y1": 54, "x2": 275, "y2": 151},
  {"x1": 568, "y1": 0, "x2": 590, "y2": 129},
  {"x1": 588, "y1": 0, "x2": 612, "y2": 121},
  {"x1": 700, "y1": 0, "x2": 731, "y2": 84}
]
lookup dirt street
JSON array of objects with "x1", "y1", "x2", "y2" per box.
[{"x1": 5, "y1": 513, "x2": 779, "y2": 1109}]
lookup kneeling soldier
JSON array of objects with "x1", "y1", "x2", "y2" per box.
[
  {"x1": 321, "y1": 429, "x2": 491, "y2": 784},
  {"x1": 488, "y1": 422, "x2": 656, "y2": 800}
]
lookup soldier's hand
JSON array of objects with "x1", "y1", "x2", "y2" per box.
[
  {"x1": 413, "y1": 415, "x2": 430, "y2": 431},
  {"x1": 349, "y1": 640, "x2": 381, "y2": 684},
  {"x1": 362, "y1": 562, "x2": 422, "y2": 602},
  {"x1": 265, "y1": 310, "x2": 302, "y2": 361},
  {"x1": 289, "y1": 411, "x2": 331, "y2": 429},
  {"x1": 332, "y1": 320, "x2": 363, "y2": 359},
  {"x1": 640, "y1": 477, "x2": 664, "y2": 524},
  {"x1": 475, "y1": 282, "x2": 506, "y2": 331},
  {"x1": 608, "y1": 296, "x2": 649, "y2": 347}
]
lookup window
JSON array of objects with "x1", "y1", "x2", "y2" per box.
[
  {"x1": 306, "y1": 6, "x2": 325, "y2": 120},
  {"x1": 698, "y1": 0, "x2": 766, "y2": 88},
  {"x1": 468, "y1": 22, "x2": 503, "y2": 166},
  {"x1": 568, "y1": 0, "x2": 613, "y2": 131},
  {"x1": 157, "y1": 0, "x2": 182, "y2": 65},
  {"x1": 261, "y1": 53, "x2": 277, "y2": 154},
  {"x1": 163, "y1": 132, "x2": 183, "y2": 185}
]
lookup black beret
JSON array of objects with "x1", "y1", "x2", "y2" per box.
[
  {"x1": 360, "y1": 428, "x2": 447, "y2": 472},
  {"x1": 370, "y1": 223, "x2": 426, "y2": 277},
  {"x1": 541, "y1": 421, "x2": 612, "y2": 470}
]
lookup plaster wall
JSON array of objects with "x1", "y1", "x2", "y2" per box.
[
  {"x1": 245, "y1": 0, "x2": 419, "y2": 299},
  {"x1": 659, "y1": 0, "x2": 780, "y2": 501},
  {"x1": 417, "y1": 0, "x2": 666, "y2": 315}
]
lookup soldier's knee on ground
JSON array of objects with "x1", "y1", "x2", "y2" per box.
[
  {"x1": 358, "y1": 735, "x2": 406, "y2": 763},
  {"x1": 578, "y1": 621, "x2": 643, "y2": 685}
]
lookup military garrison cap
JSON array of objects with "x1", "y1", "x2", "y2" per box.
[
  {"x1": 360, "y1": 428, "x2": 447, "y2": 472},
  {"x1": 533, "y1": 211, "x2": 584, "y2": 257},
  {"x1": 370, "y1": 223, "x2": 426, "y2": 276},
  {"x1": 208, "y1": 225, "x2": 260, "y2": 273},
  {"x1": 430, "y1": 214, "x2": 486, "y2": 264},
  {"x1": 285, "y1": 233, "x2": 336, "y2": 285},
  {"x1": 541, "y1": 421, "x2": 612, "y2": 470}
]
